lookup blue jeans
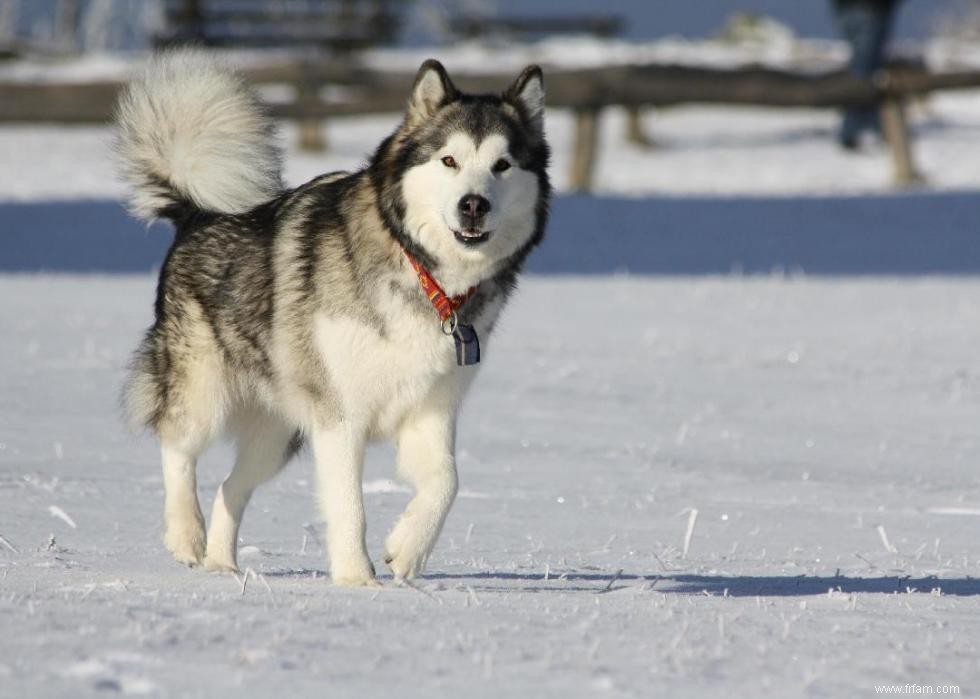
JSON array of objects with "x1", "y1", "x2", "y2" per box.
[{"x1": 833, "y1": 0, "x2": 899, "y2": 144}]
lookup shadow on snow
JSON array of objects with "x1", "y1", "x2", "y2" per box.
[
  {"x1": 429, "y1": 571, "x2": 980, "y2": 596},
  {"x1": 260, "y1": 568, "x2": 980, "y2": 596},
  {"x1": 3, "y1": 191, "x2": 980, "y2": 275}
]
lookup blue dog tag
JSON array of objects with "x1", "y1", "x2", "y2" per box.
[{"x1": 453, "y1": 323, "x2": 480, "y2": 366}]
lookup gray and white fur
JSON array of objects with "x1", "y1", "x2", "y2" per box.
[{"x1": 115, "y1": 50, "x2": 550, "y2": 586}]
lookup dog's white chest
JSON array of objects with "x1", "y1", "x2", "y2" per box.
[{"x1": 314, "y1": 302, "x2": 462, "y2": 437}]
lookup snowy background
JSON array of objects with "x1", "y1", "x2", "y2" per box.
[{"x1": 2, "y1": 2, "x2": 980, "y2": 697}]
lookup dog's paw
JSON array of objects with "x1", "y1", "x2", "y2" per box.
[
  {"x1": 163, "y1": 523, "x2": 206, "y2": 567},
  {"x1": 202, "y1": 555, "x2": 240, "y2": 574},
  {"x1": 332, "y1": 572, "x2": 382, "y2": 588},
  {"x1": 384, "y1": 519, "x2": 430, "y2": 580},
  {"x1": 384, "y1": 552, "x2": 426, "y2": 580},
  {"x1": 330, "y1": 555, "x2": 378, "y2": 588}
]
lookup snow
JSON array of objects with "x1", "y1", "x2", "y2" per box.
[{"x1": 1, "y1": 274, "x2": 979, "y2": 697}]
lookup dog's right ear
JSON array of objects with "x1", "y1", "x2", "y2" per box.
[{"x1": 407, "y1": 59, "x2": 457, "y2": 125}]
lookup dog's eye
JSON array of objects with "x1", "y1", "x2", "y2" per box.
[
  {"x1": 441, "y1": 156, "x2": 457, "y2": 169},
  {"x1": 492, "y1": 158, "x2": 511, "y2": 173}
]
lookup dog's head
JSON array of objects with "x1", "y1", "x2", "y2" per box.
[{"x1": 373, "y1": 60, "x2": 551, "y2": 291}]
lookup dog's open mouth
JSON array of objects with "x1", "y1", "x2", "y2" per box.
[{"x1": 453, "y1": 228, "x2": 492, "y2": 246}]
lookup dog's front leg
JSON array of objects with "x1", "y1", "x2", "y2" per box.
[
  {"x1": 312, "y1": 422, "x2": 377, "y2": 587},
  {"x1": 385, "y1": 391, "x2": 459, "y2": 580}
]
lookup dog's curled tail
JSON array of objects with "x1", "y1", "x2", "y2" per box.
[{"x1": 115, "y1": 50, "x2": 282, "y2": 222}]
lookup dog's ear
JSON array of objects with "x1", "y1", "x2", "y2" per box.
[
  {"x1": 407, "y1": 59, "x2": 457, "y2": 125},
  {"x1": 504, "y1": 65, "x2": 545, "y2": 134}
]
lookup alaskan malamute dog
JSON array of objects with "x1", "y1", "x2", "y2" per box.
[{"x1": 116, "y1": 51, "x2": 550, "y2": 586}]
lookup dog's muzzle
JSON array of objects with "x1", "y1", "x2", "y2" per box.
[{"x1": 455, "y1": 194, "x2": 492, "y2": 246}]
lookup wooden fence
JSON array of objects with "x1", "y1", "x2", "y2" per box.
[{"x1": 3, "y1": 61, "x2": 980, "y2": 190}]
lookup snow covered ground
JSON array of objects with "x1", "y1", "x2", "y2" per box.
[{"x1": 1, "y1": 274, "x2": 979, "y2": 697}]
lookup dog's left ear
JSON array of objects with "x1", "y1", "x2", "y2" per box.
[
  {"x1": 408, "y1": 59, "x2": 458, "y2": 125},
  {"x1": 504, "y1": 65, "x2": 545, "y2": 134}
]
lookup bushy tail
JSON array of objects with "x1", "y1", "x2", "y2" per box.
[{"x1": 115, "y1": 50, "x2": 282, "y2": 222}]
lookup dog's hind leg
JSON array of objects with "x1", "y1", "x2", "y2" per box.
[
  {"x1": 153, "y1": 332, "x2": 228, "y2": 568},
  {"x1": 159, "y1": 403, "x2": 222, "y2": 567},
  {"x1": 384, "y1": 385, "x2": 459, "y2": 580},
  {"x1": 204, "y1": 411, "x2": 298, "y2": 573},
  {"x1": 161, "y1": 441, "x2": 208, "y2": 566}
]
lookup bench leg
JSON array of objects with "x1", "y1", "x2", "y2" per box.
[
  {"x1": 299, "y1": 118, "x2": 327, "y2": 152},
  {"x1": 569, "y1": 107, "x2": 601, "y2": 193},
  {"x1": 296, "y1": 77, "x2": 327, "y2": 152},
  {"x1": 880, "y1": 97, "x2": 921, "y2": 186},
  {"x1": 625, "y1": 106, "x2": 654, "y2": 148}
]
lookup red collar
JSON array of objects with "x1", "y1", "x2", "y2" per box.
[{"x1": 403, "y1": 250, "x2": 476, "y2": 324}]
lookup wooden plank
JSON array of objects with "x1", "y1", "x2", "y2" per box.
[
  {"x1": 0, "y1": 81, "x2": 122, "y2": 123},
  {"x1": 3, "y1": 64, "x2": 980, "y2": 123},
  {"x1": 241, "y1": 63, "x2": 980, "y2": 108}
]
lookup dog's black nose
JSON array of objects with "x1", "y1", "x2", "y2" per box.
[{"x1": 459, "y1": 194, "x2": 491, "y2": 220}]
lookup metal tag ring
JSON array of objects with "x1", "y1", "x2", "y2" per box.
[{"x1": 441, "y1": 312, "x2": 458, "y2": 335}]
